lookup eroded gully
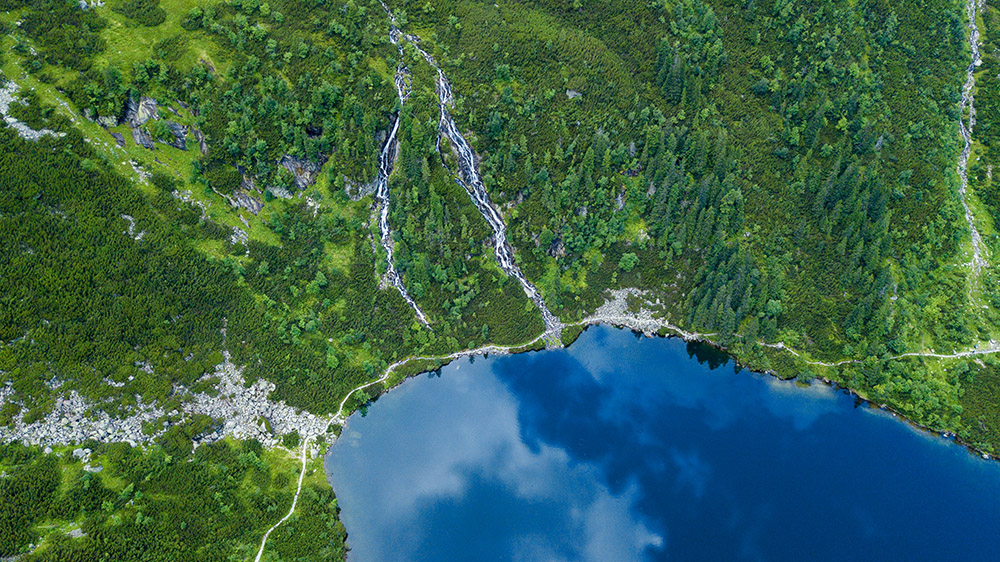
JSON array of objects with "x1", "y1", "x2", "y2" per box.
[
  {"x1": 381, "y1": 3, "x2": 563, "y2": 338},
  {"x1": 958, "y1": 0, "x2": 989, "y2": 282}
]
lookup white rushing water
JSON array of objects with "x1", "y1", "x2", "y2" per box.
[
  {"x1": 373, "y1": 33, "x2": 431, "y2": 327},
  {"x1": 381, "y1": 3, "x2": 562, "y2": 336},
  {"x1": 957, "y1": 0, "x2": 989, "y2": 280}
]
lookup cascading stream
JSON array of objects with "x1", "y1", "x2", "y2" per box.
[
  {"x1": 957, "y1": 0, "x2": 989, "y2": 281},
  {"x1": 373, "y1": 34, "x2": 431, "y2": 327},
  {"x1": 382, "y1": 3, "x2": 562, "y2": 336}
]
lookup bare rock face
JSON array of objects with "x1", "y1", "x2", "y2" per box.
[
  {"x1": 131, "y1": 126, "x2": 154, "y2": 149},
  {"x1": 96, "y1": 115, "x2": 119, "y2": 128},
  {"x1": 124, "y1": 95, "x2": 162, "y2": 150},
  {"x1": 279, "y1": 154, "x2": 322, "y2": 189},
  {"x1": 232, "y1": 191, "x2": 263, "y2": 215},
  {"x1": 124, "y1": 97, "x2": 137, "y2": 122},
  {"x1": 109, "y1": 131, "x2": 125, "y2": 147},
  {"x1": 231, "y1": 176, "x2": 263, "y2": 215},
  {"x1": 267, "y1": 185, "x2": 294, "y2": 199},
  {"x1": 191, "y1": 128, "x2": 209, "y2": 155},
  {"x1": 548, "y1": 237, "x2": 566, "y2": 258},
  {"x1": 344, "y1": 176, "x2": 375, "y2": 201},
  {"x1": 163, "y1": 121, "x2": 187, "y2": 150},
  {"x1": 125, "y1": 96, "x2": 159, "y2": 128}
]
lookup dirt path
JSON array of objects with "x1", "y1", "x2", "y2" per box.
[{"x1": 252, "y1": 438, "x2": 310, "y2": 562}]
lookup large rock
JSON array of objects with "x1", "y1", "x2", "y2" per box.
[
  {"x1": 163, "y1": 121, "x2": 187, "y2": 150},
  {"x1": 279, "y1": 154, "x2": 322, "y2": 190},
  {"x1": 125, "y1": 96, "x2": 158, "y2": 128},
  {"x1": 96, "y1": 115, "x2": 119, "y2": 128},
  {"x1": 344, "y1": 176, "x2": 375, "y2": 201},
  {"x1": 232, "y1": 189, "x2": 263, "y2": 215},
  {"x1": 131, "y1": 127, "x2": 154, "y2": 149},
  {"x1": 267, "y1": 185, "x2": 294, "y2": 199},
  {"x1": 191, "y1": 128, "x2": 208, "y2": 155}
]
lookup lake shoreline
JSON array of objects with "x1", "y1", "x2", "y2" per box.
[
  {"x1": 325, "y1": 324, "x2": 1000, "y2": 562},
  {"x1": 586, "y1": 317, "x2": 998, "y2": 464},
  {"x1": 334, "y1": 311, "x2": 996, "y2": 466}
]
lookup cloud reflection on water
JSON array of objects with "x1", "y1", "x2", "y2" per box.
[
  {"x1": 328, "y1": 353, "x2": 663, "y2": 562},
  {"x1": 327, "y1": 327, "x2": 1000, "y2": 562}
]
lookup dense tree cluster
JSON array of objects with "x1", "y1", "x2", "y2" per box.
[
  {"x1": 0, "y1": 0, "x2": 107, "y2": 71},
  {"x1": 970, "y1": 3, "x2": 1000, "y2": 269},
  {"x1": 0, "y1": 440, "x2": 344, "y2": 561},
  {"x1": 394, "y1": 0, "x2": 994, "y2": 427},
  {"x1": 1, "y1": 0, "x2": 1000, "y2": 556}
]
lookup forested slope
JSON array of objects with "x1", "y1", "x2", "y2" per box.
[{"x1": 1, "y1": 0, "x2": 999, "y2": 559}]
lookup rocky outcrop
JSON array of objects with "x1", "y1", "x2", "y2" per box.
[
  {"x1": 162, "y1": 121, "x2": 187, "y2": 150},
  {"x1": 131, "y1": 126, "x2": 154, "y2": 149},
  {"x1": 279, "y1": 154, "x2": 322, "y2": 189},
  {"x1": 267, "y1": 185, "x2": 294, "y2": 199},
  {"x1": 109, "y1": 131, "x2": 125, "y2": 147},
  {"x1": 230, "y1": 227, "x2": 248, "y2": 246},
  {"x1": 96, "y1": 115, "x2": 119, "y2": 128},
  {"x1": 344, "y1": 176, "x2": 376, "y2": 201},
  {"x1": 547, "y1": 237, "x2": 566, "y2": 258},
  {"x1": 125, "y1": 96, "x2": 158, "y2": 128},
  {"x1": 191, "y1": 128, "x2": 209, "y2": 155},
  {"x1": 232, "y1": 191, "x2": 263, "y2": 215},
  {"x1": 227, "y1": 176, "x2": 263, "y2": 214},
  {"x1": 122, "y1": 95, "x2": 163, "y2": 151}
]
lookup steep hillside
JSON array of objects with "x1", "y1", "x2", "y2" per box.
[{"x1": 1, "y1": 0, "x2": 999, "y2": 559}]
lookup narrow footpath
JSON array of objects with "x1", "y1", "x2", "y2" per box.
[{"x1": 253, "y1": 438, "x2": 311, "y2": 562}]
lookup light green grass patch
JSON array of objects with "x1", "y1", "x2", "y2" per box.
[{"x1": 92, "y1": 0, "x2": 229, "y2": 76}]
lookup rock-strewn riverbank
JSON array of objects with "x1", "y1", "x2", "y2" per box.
[{"x1": 0, "y1": 352, "x2": 329, "y2": 449}]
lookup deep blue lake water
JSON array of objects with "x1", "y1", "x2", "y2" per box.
[{"x1": 325, "y1": 326, "x2": 1000, "y2": 561}]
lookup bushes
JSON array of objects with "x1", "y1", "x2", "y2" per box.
[
  {"x1": 0, "y1": 451, "x2": 59, "y2": 556},
  {"x1": 111, "y1": 0, "x2": 167, "y2": 27},
  {"x1": 0, "y1": 125, "x2": 240, "y2": 411},
  {"x1": 10, "y1": 0, "x2": 107, "y2": 71},
  {"x1": 0, "y1": 440, "x2": 345, "y2": 562}
]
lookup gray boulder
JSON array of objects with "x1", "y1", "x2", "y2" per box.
[
  {"x1": 125, "y1": 96, "x2": 158, "y2": 128},
  {"x1": 163, "y1": 121, "x2": 187, "y2": 150},
  {"x1": 279, "y1": 154, "x2": 322, "y2": 190},
  {"x1": 192, "y1": 128, "x2": 209, "y2": 155},
  {"x1": 96, "y1": 115, "x2": 119, "y2": 128},
  {"x1": 131, "y1": 127, "x2": 155, "y2": 149},
  {"x1": 232, "y1": 191, "x2": 263, "y2": 215},
  {"x1": 267, "y1": 186, "x2": 294, "y2": 199}
]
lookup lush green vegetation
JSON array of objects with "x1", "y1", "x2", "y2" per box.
[
  {"x1": 2, "y1": 0, "x2": 1000, "y2": 557},
  {"x1": 0, "y1": 440, "x2": 342, "y2": 561},
  {"x1": 970, "y1": 2, "x2": 1000, "y2": 257},
  {"x1": 393, "y1": 0, "x2": 999, "y2": 433}
]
